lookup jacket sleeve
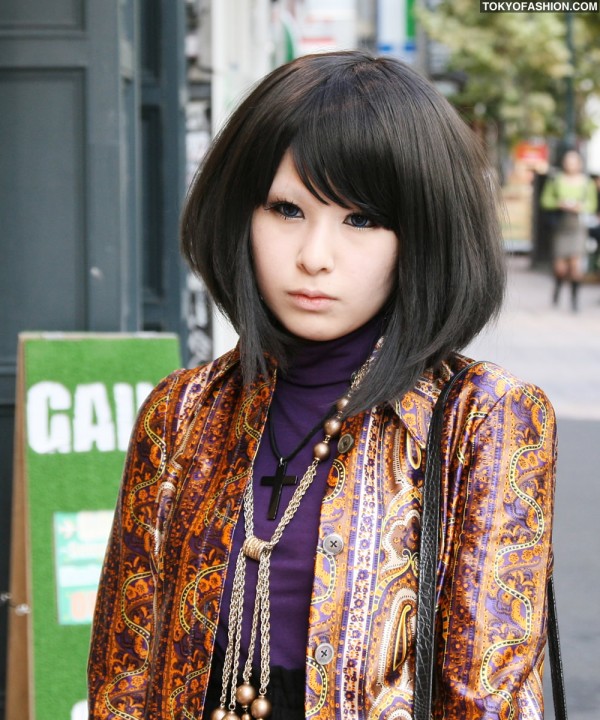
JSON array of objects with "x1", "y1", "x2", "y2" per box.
[
  {"x1": 87, "y1": 372, "x2": 182, "y2": 719},
  {"x1": 438, "y1": 380, "x2": 557, "y2": 719}
]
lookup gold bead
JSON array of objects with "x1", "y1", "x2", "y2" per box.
[
  {"x1": 210, "y1": 709, "x2": 228, "y2": 720},
  {"x1": 241, "y1": 714, "x2": 252, "y2": 720},
  {"x1": 223, "y1": 712, "x2": 240, "y2": 720},
  {"x1": 236, "y1": 682, "x2": 257, "y2": 707},
  {"x1": 336, "y1": 396, "x2": 350, "y2": 411},
  {"x1": 313, "y1": 440, "x2": 331, "y2": 461},
  {"x1": 323, "y1": 416, "x2": 342, "y2": 438},
  {"x1": 250, "y1": 694, "x2": 272, "y2": 719}
]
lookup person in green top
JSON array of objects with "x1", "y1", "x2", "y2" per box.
[{"x1": 541, "y1": 149, "x2": 598, "y2": 311}]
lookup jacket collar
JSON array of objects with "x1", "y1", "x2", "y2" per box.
[
  {"x1": 205, "y1": 346, "x2": 463, "y2": 451},
  {"x1": 198, "y1": 344, "x2": 276, "y2": 395},
  {"x1": 392, "y1": 372, "x2": 443, "y2": 449},
  {"x1": 391, "y1": 359, "x2": 464, "y2": 448}
]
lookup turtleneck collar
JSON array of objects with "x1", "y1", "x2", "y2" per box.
[{"x1": 279, "y1": 313, "x2": 385, "y2": 389}]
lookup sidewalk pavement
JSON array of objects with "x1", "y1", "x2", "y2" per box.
[{"x1": 466, "y1": 255, "x2": 600, "y2": 421}]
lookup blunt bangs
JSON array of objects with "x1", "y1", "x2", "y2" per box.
[
  {"x1": 286, "y1": 77, "x2": 400, "y2": 229},
  {"x1": 181, "y1": 51, "x2": 506, "y2": 416}
]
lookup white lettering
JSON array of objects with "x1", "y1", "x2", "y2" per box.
[
  {"x1": 27, "y1": 380, "x2": 155, "y2": 454},
  {"x1": 27, "y1": 381, "x2": 72, "y2": 454},
  {"x1": 136, "y1": 382, "x2": 153, "y2": 411},
  {"x1": 73, "y1": 383, "x2": 116, "y2": 452},
  {"x1": 481, "y1": 0, "x2": 596, "y2": 9},
  {"x1": 114, "y1": 383, "x2": 135, "y2": 452},
  {"x1": 113, "y1": 382, "x2": 153, "y2": 450}
]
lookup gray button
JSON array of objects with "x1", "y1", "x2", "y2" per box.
[
  {"x1": 337, "y1": 433, "x2": 354, "y2": 453},
  {"x1": 315, "y1": 642, "x2": 335, "y2": 665},
  {"x1": 323, "y1": 533, "x2": 344, "y2": 556}
]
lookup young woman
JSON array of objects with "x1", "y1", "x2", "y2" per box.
[
  {"x1": 88, "y1": 51, "x2": 557, "y2": 720},
  {"x1": 541, "y1": 149, "x2": 598, "y2": 311}
]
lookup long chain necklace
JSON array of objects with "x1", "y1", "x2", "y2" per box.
[
  {"x1": 260, "y1": 404, "x2": 334, "y2": 520},
  {"x1": 210, "y1": 345, "x2": 380, "y2": 720}
]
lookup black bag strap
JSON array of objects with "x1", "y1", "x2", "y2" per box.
[
  {"x1": 547, "y1": 576, "x2": 568, "y2": 720},
  {"x1": 413, "y1": 362, "x2": 568, "y2": 720}
]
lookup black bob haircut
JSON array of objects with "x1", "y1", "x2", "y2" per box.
[{"x1": 181, "y1": 51, "x2": 505, "y2": 416}]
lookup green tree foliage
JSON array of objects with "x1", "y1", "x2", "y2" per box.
[{"x1": 417, "y1": 2, "x2": 600, "y2": 143}]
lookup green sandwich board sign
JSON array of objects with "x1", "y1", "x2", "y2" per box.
[{"x1": 7, "y1": 333, "x2": 181, "y2": 720}]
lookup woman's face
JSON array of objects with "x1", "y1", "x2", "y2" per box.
[
  {"x1": 562, "y1": 151, "x2": 582, "y2": 174},
  {"x1": 251, "y1": 152, "x2": 399, "y2": 342}
]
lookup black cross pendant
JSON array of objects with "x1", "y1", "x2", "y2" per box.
[{"x1": 260, "y1": 459, "x2": 298, "y2": 520}]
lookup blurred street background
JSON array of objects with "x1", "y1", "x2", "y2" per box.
[{"x1": 1, "y1": 1, "x2": 599, "y2": 717}]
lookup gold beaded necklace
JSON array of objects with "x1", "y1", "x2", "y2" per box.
[{"x1": 211, "y1": 343, "x2": 380, "y2": 720}]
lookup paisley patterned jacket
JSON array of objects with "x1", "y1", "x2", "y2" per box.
[{"x1": 88, "y1": 348, "x2": 557, "y2": 719}]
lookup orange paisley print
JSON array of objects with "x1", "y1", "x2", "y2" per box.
[{"x1": 88, "y1": 350, "x2": 556, "y2": 720}]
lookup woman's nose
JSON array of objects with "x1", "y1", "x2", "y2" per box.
[{"x1": 296, "y1": 222, "x2": 335, "y2": 274}]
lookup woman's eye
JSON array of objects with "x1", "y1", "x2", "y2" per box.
[
  {"x1": 346, "y1": 213, "x2": 376, "y2": 229},
  {"x1": 272, "y1": 202, "x2": 302, "y2": 219}
]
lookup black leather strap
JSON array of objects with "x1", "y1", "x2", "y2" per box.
[
  {"x1": 414, "y1": 362, "x2": 568, "y2": 720},
  {"x1": 414, "y1": 362, "x2": 477, "y2": 719},
  {"x1": 547, "y1": 576, "x2": 568, "y2": 720}
]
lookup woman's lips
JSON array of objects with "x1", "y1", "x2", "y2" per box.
[{"x1": 288, "y1": 290, "x2": 335, "y2": 311}]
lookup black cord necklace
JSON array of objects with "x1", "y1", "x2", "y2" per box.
[{"x1": 260, "y1": 404, "x2": 334, "y2": 520}]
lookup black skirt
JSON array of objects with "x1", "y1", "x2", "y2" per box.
[{"x1": 202, "y1": 653, "x2": 305, "y2": 720}]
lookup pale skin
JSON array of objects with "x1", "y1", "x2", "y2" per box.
[{"x1": 251, "y1": 151, "x2": 399, "y2": 342}]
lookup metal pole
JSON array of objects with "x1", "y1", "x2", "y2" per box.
[{"x1": 565, "y1": 11, "x2": 576, "y2": 150}]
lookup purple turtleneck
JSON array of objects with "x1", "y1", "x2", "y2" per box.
[{"x1": 215, "y1": 314, "x2": 383, "y2": 670}]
